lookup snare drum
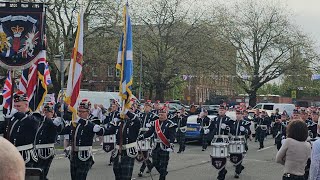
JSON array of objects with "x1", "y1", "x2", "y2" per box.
[
  {"x1": 104, "y1": 134, "x2": 116, "y2": 143},
  {"x1": 211, "y1": 143, "x2": 229, "y2": 158},
  {"x1": 137, "y1": 138, "x2": 152, "y2": 151},
  {"x1": 229, "y1": 141, "x2": 245, "y2": 154}
]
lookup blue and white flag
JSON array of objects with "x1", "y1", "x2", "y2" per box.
[
  {"x1": 116, "y1": 3, "x2": 133, "y2": 116},
  {"x1": 311, "y1": 74, "x2": 320, "y2": 80}
]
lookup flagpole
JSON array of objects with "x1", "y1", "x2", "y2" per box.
[{"x1": 9, "y1": 70, "x2": 14, "y2": 113}]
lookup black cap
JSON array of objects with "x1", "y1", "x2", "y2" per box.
[
  {"x1": 219, "y1": 105, "x2": 227, "y2": 110},
  {"x1": 13, "y1": 91, "x2": 28, "y2": 102}
]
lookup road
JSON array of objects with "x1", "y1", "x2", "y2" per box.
[{"x1": 48, "y1": 138, "x2": 284, "y2": 180}]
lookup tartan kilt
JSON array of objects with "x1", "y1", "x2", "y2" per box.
[
  {"x1": 36, "y1": 157, "x2": 54, "y2": 177},
  {"x1": 70, "y1": 153, "x2": 93, "y2": 180},
  {"x1": 176, "y1": 131, "x2": 186, "y2": 143},
  {"x1": 152, "y1": 146, "x2": 170, "y2": 177},
  {"x1": 113, "y1": 151, "x2": 135, "y2": 180}
]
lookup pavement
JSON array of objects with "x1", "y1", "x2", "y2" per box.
[{"x1": 48, "y1": 137, "x2": 284, "y2": 180}]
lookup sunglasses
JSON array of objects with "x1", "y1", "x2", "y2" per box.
[{"x1": 44, "y1": 107, "x2": 54, "y2": 112}]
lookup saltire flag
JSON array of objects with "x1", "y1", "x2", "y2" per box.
[
  {"x1": 116, "y1": 3, "x2": 133, "y2": 118},
  {"x1": 18, "y1": 50, "x2": 49, "y2": 111},
  {"x1": 2, "y1": 71, "x2": 12, "y2": 109},
  {"x1": 44, "y1": 61, "x2": 52, "y2": 85},
  {"x1": 65, "y1": 10, "x2": 84, "y2": 121}
]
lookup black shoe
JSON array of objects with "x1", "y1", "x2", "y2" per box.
[
  {"x1": 138, "y1": 172, "x2": 143, "y2": 177},
  {"x1": 234, "y1": 174, "x2": 239, "y2": 178},
  {"x1": 202, "y1": 148, "x2": 206, "y2": 151},
  {"x1": 146, "y1": 170, "x2": 150, "y2": 173},
  {"x1": 108, "y1": 162, "x2": 112, "y2": 166},
  {"x1": 177, "y1": 151, "x2": 182, "y2": 154},
  {"x1": 218, "y1": 169, "x2": 227, "y2": 180}
]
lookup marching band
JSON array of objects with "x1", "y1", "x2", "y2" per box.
[{"x1": 2, "y1": 92, "x2": 320, "y2": 180}]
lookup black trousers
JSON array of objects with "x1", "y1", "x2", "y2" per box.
[
  {"x1": 151, "y1": 147, "x2": 170, "y2": 180},
  {"x1": 256, "y1": 129, "x2": 266, "y2": 147},
  {"x1": 176, "y1": 131, "x2": 186, "y2": 151},
  {"x1": 36, "y1": 157, "x2": 54, "y2": 180},
  {"x1": 113, "y1": 152, "x2": 135, "y2": 180},
  {"x1": 70, "y1": 153, "x2": 93, "y2": 180},
  {"x1": 283, "y1": 175, "x2": 305, "y2": 180}
]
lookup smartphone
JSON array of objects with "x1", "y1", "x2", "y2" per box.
[{"x1": 25, "y1": 168, "x2": 44, "y2": 180}]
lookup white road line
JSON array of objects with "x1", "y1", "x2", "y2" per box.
[
  {"x1": 244, "y1": 158, "x2": 269, "y2": 163},
  {"x1": 257, "y1": 146, "x2": 273, "y2": 152}
]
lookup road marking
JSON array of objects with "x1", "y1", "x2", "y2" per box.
[
  {"x1": 244, "y1": 158, "x2": 269, "y2": 163},
  {"x1": 257, "y1": 146, "x2": 273, "y2": 152}
]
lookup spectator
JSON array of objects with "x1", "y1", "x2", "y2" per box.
[
  {"x1": 309, "y1": 121, "x2": 320, "y2": 180},
  {"x1": 91, "y1": 104, "x2": 103, "y2": 120},
  {"x1": 276, "y1": 120, "x2": 311, "y2": 180},
  {"x1": 0, "y1": 137, "x2": 25, "y2": 180}
]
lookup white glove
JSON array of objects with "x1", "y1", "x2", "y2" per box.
[
  {"x1": 5, "y1": 108, "x2": 18, "y2": 118},
  {"x1": 53, "y1": 117, "x2": 62, "y2": 126},
  {"x1": 146, "y1": 123, "x2": 151, "y2": 128},
  {"x1": 204, "y1": 129, "x2": 210, "y2": 134},
  {"x1": 166, "y1": 143, "x2": 174, "y2": 152},
  {"x1": 281, "y1": 138, "x2": 286, "y2": 145},
  {"x1": 93, "y1": 125, "x2": 102, "y2": 132},
  {"x1": 240, "y1": 126, "x2": 245, "y2": 132},
  {"x1": 113, "y1": 118, "x2": 119, "y2": 123},
  {"x1": 221, "y1": 123, "x2": 227, "y2": 129}
]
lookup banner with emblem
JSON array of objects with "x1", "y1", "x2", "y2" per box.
[{"x1": 0, "y1": 2, "x2": 45, "y2": 70}]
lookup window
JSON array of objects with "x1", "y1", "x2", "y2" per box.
[
  {"x1": 116, "y1": 69, "x2": 120, "y2": 77},
  {"x1": 264, "y1": 105, "x2": 274, "y2": 110},
  {"x1": 108, "y1": 66, "x2": 114, "y2": 77},
  {"x1": 92, "y1": 67, "x2": 97, "y2": 77},
  {"x1": 106, "y1": 86, "x2": 114, "y2": 92}
]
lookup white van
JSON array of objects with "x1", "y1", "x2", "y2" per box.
[{"x1": 253, "y1": 103, "x2": 295, "y2": 117}]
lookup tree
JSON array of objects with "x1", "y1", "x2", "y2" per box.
[
  {"x1": 45, "y1": 0, "x2": 122, "y2": 96},
  {"x1": 131, "y1": 0, "x2": 205, "y2": 101},
  {"x1": 215, "y1": 0, "x2": 318, "y2": 106}
]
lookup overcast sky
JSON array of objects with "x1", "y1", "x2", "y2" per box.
[{"x1": 213, "y1": 0, "x2": 320, "y2": 50}]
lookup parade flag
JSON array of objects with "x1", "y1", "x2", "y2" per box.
[
  {"x1": 116, "y1": 3, "x2": 133, "y2": 117},
  {"x1": 65, "y1": 10, "x2": 84, "y2": 120},
  {"x1": 20, "y1": 50, "x2": 49, "y2": 111},
  {"x1": 2, "y1": 71, "x2": 12, "y2": 109}
]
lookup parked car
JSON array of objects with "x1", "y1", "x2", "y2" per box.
[
  {"x1": 253, "y1": 103, "x2": 295, "y2": 117},
  {"x1": 185, "y1": 115, "x2": 216, "y2": 142},
  {"x1": 167, "y1": 101, "x2": 190, "y2": 113},
  {"x1": 201, "y1": 105, "x2": 219, "y2": 115}
]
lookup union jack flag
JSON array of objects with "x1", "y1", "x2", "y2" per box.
[{"x1": 2, "y1": 71, "x2": 12, "y2": 109}]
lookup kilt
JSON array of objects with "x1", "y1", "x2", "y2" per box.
[
  {"x1": 152, "y1": 146, "x2": 170, "y2": 178},
  {"x1": 113, "y1": 151, "x2": 135, "y2": 180},
  {"x1": 70, "y1": 152, "x2": 93, "y2": 180},
  {"x1": 200, "y1": 131, "x2": 208, "y2": 149},
  {"x1": 36, "y1": 157, "x2": 54, "y2": 179},
  {"x1": 176, "y1": 130, "x2": 186, "y2": 151},
  {"x1": 256, "y1": 128, "x2": 266, "y2": 142}
]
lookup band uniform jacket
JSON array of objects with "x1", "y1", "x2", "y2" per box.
[
  {"x1": 0, "y1": 112, "x2": 40, "y2": 163},
  {"x1": 0, "y1": 112, "x2": 39, "y2": 148},
  {"x1": 175, "y1": 114, "x2": 188, "y2": 133},
  {"x1": 104, "y1": 111, "x2": 141, "y2": 157},
  {"x1": 208, "y1": 115, "x2": 232, "y2": 136},
  {"x1": 197, "y1": 116, "x2": 210, "y2": 133},
  {"x1": 254, "y1": 116, "x2": 269, "y2": 130},
  {"x1": 305, "y1": 119, "x2": 317, "y2": 138},
  {"x1": 229, "y1": 120, "x2": 251, "y2": 136},
  {"x1": 35, "y1": 116, "x2": 65, "y2": 159},
  {"x1": 103, "y1": 111, "x2": 120, "y2": 127},
  {"x1": 139, "y1": 111, "x2": 158, "y2": 132},
  {"x1": 141, "y1": 119, "x2": 177, "y2": 147},
  {"x1": 63, "y1": 118, "x2": 105, "y2": 153}
]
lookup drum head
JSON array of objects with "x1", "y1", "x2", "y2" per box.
[
  {"x1": 230, "y1": 154, "x2": 243, "y2": 164},
  {"x1": 211, "y1": 157, "x2": 227, "y2": 170},
  {"x1": 103, "y1": 143, "x2": 115, "y2": 153}
]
